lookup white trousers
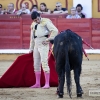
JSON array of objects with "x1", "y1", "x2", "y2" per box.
[{"x1": 33, "y1": 37, "x2": 50, "y2": 72}]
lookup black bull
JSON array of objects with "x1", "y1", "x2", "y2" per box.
[{"x1": 50, "y1": 29, "x2": 83, "y2": 98}]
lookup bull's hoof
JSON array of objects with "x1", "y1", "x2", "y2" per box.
[
  {"x1": 77, "y1": 93, "x2": 82, "y2": 98},
  {"x1": 81, "y1": 90, "x2": 84, "y2": 94},
  {"x1": 57, "y1": 95, "x2": 63, "y2": 98},
  {"x1": 57, "y1": 93, "x2": 63, "y2": 98}
]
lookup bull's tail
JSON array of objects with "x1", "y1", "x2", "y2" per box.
[{"x1": 65, "y1": 64, "x2": 72, "y2": 98}]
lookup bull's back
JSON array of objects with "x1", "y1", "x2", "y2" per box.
[
  {"x1": 66, "y1": 30, "x2": 83, "y2": 68},
  {"x1": 53, "y1": 29, "x2": 83, "y2": 67}
]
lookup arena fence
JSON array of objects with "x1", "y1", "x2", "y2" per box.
[{"x1": 0, "y1": 14, "x2": 100, "y2": 49}]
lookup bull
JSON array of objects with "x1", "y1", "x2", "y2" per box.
[{"x1": 50, "y1": 29, "x2": 83, "y2": 98}]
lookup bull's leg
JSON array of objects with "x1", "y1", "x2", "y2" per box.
[
  {"x1": 57, "y1": 67, "x2": 65, "y2": 98},
  {"x1": 74, "y1": 68, "x2": 83, "y2": 97},
  {"x1": 55, "y1": 52, "x2": 65, "y2": 98}
]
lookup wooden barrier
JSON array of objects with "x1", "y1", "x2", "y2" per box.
[
  {"x1": 0, "y1": 15, "x2": 21, "y2": 49},
  {"x1": 57, "y1": 18, "x2": 92, "y2": 49},
  {"x1": 0, "y1": 15, "x2": 100, "y2": 49},
  {"x1": 92, "y1": 18, "x2": 100, "y2": 48}
]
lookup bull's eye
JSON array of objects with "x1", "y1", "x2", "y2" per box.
[{"x1": 60, "y1": 42, "x2": 63, "y2": 45}]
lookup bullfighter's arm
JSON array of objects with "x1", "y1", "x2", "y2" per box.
[{"x1": 46, "y1": 20, "x2": 58, "y2": 41}]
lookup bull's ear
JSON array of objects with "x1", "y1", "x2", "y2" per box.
[{"x1": 49, "y1": 40, "x2": 54, "y2": 44}]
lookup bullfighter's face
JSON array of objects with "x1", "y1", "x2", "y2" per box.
[{"x1": 33, "y1": 16, "x2": 41, "y2": 24}]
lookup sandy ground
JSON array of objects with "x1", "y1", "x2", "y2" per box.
[{"x1": 0, "y1": 60, "x2": 100, "y2": 100}]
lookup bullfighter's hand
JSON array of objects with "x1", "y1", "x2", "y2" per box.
[
  {"x1": 29, "y1": 50, "x2": 33, "y2": 53},
  {"x1": 42, "y1": 38, "x2": 49, "y2": 45}
]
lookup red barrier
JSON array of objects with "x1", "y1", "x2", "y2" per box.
[
  {"x1": 0, "y1": 15, "x2": 21, "y2": 49},
  {"x1": 92, "y1": 18, "x2": 100, "y2": 48},
  {"x1": 57, "y1": 18, "x2": 92, "y2": 49},
  {"x1": 0, "y1": 15, "x2": 100, "y2": 49}
]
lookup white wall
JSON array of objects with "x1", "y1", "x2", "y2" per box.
[{"x1": 73, "y1": 0, "x2": 92, "y2": 18}]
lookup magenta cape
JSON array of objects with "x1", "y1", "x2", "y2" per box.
[{"x1": 0, "y1": 53, "x2": 58, "y2": 88}]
